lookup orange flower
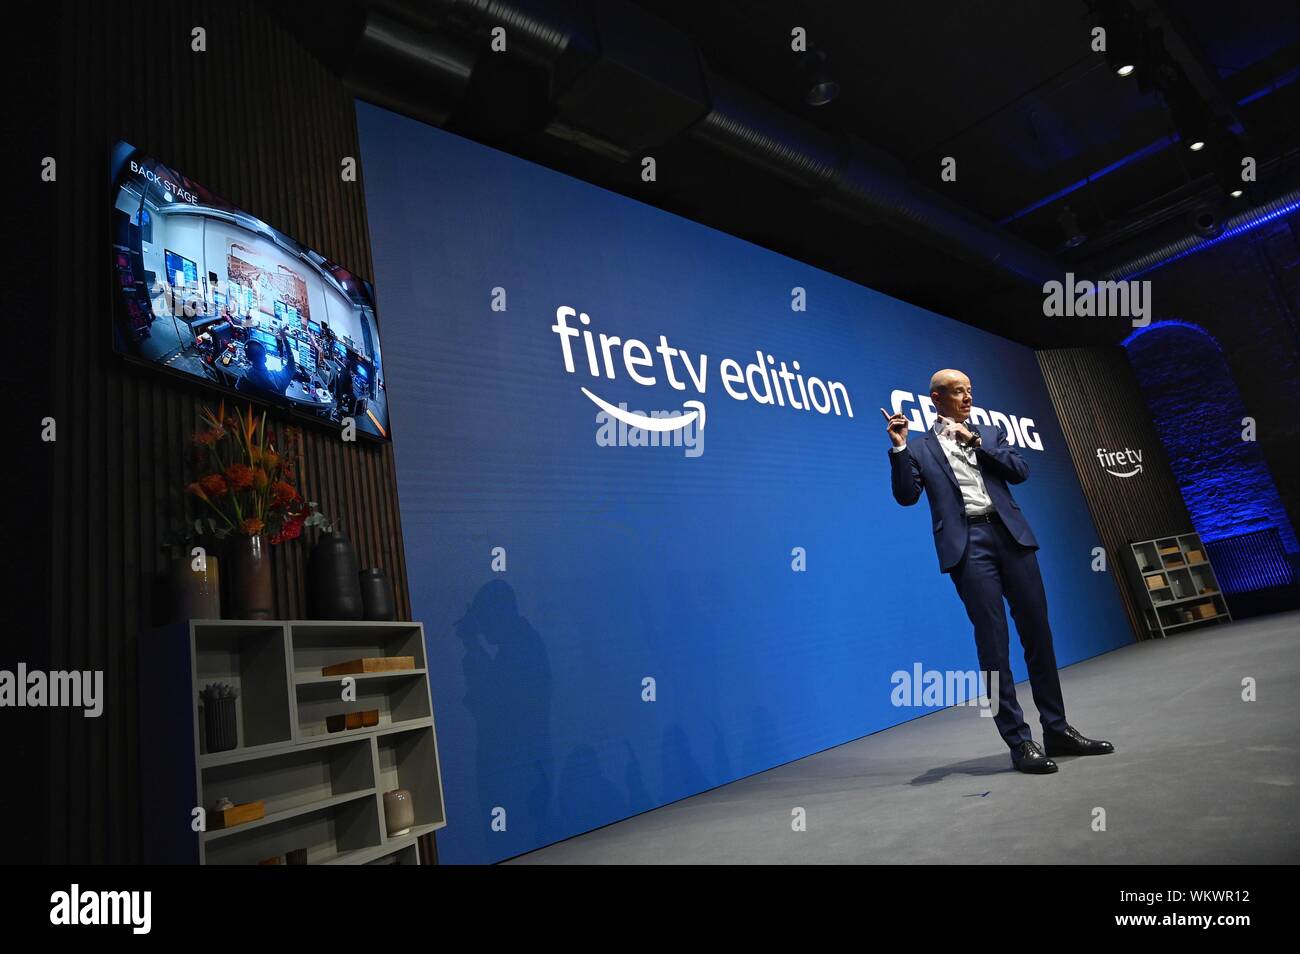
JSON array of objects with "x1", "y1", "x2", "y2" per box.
[
  {"x1": 271, "y1": 480, "x2": 298, "y2": 507},
  {"x1": 241, "y1": 517, "x2": 265, "y2": 535},
  {"x1": 254, "y1": 468, "x2": 270, "y2": 491},
  {"x1": 198, "y1": 473, "x2": 228, "y2": 497},
  {"x1": 193, "y1": 426, "x2": 225, "y2": 447},
  {"x1": 199, "y1": 399, "x2": 227, "y2": 432},
  {"x1": 185, "y1": 482, "x2": 209, "y2": 503},
  {"x1": 262, "y1": 451, "x2": 280, "y2": 472},
  {"x1": 248, "y1": 447, "x2": 262, "y2": 466},
  {"x1": 225, "y1": 463, "x2": 255, "y2": 491},
  {"x1": 240, "y1": 405, "x2": 260, "y2": 446}
]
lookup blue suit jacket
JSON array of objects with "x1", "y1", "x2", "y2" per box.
[{"x1": 888, "y1": 421, "x2": 1039, "y2": 573}]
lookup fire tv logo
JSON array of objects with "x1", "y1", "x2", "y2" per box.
[
  {"x1": 1096, "y1": 447, "x2": 1144, "y2": 478},
  {"x1": 550, "y1": 305, "x2": 855, "y2": 438},
  {"x1": 888, "y1": 390, "x2": 1044, "y2": 452}
]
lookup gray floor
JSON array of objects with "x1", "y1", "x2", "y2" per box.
[{"x1": 507, "y1": 611, "x2": 1300, "y2": 864}]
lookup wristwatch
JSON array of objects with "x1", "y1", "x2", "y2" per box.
[{"x1": 966, "y1": 432, "x2": 982, "y2": 449}]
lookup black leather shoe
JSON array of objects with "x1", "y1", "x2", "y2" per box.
[
  {"x1": 1010, "y1": 740, "x2": 1058, "y2": 774},
  {"x1": 1043, "y1": 724, "x2": 1114, "y2": 757}
]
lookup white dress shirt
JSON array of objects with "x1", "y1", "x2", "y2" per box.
[{"x1": 890, "y1": 415, "x2": 995, "y2": 515}]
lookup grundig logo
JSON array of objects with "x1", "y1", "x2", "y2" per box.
[
  {"x1": 1096, "y1": 446, "x2": 1144, "y2": 478},
  {"x1": 550, "y1": 305, "x2": 856, "y2": 436},
  {"x1": 888, "y1": 390, "x2": 1044, "y2": 452}
]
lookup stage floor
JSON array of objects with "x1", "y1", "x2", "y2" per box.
[{"x1": 505, "y1": 610, "x2": 1300, "y2": 864}]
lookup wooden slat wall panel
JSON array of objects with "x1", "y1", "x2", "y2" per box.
[
  {"x1": 1036, "y1": 346, "x2": 1193, "y2": 641},
  {"x1": 48, "y1": 0, "x2": 410, "y2": 863}
]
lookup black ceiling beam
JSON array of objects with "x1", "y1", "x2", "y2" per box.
[{"x1": 1130, "y1": 0, "x2": 1246, "y2": 136}]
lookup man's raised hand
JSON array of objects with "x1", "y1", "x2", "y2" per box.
[{"x1": 880, "y1": 407, "x2": 908, "y2": 447}]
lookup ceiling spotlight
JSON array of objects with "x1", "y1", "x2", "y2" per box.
[
  {"x1": 1057, "y1": 205, "x2": 1087, "y2": 249},
  {"x1": 1096, "y1": 0, "x2": 1148, "y2": 82},
  {"x1": 801, "y1": 51, "x2": 839, "y2": 107},
  {"x1": 1188, "y1": 204, "x2": 1219, "y2": 238},
  {"x1": 1211, "y1": 135, "x2": 1253, "y2": 198},
  {"x1": 1163, "y1": 78, "x2": 1219, "y2": 156}
]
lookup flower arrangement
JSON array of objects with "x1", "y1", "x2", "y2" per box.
[{"x1": 183, "y1": 400, "x2": 331, "y2": 545}]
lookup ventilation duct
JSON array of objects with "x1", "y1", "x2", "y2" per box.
[
  {"x1": 350, "y1": 0, "x2": 1068, "y2": 288},
  {"x1": 1099, "y1": 185, "x2": 1300, "y2": 280},
  {"x1": 344, "y1": 10, "x2": 478, "y2": 127}
]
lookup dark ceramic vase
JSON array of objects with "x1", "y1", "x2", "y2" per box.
[
  {"x1": 358, "y1": 567, "x2": 396, "y2": 621},
  {"x1": 307, "y1": 531, "x2": 363, "y2": 620},
  {"x1": 203, "y1": 696, "x2": 238, "y2": 753},
  {"x1": 227, "y1": 534, "x2": 274, "y2": 620}
]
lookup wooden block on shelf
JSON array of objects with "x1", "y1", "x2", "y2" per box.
[
  {"x1": 211, "y1": 800, "x2": 265, "y2": 830},
  {"x1": 1146, "y1": 574, "x2": 1166, "y2": 590},
  {"x1": 326, "y1": 709, "x2": 380, "y2": 733},
  {"x1": 321, "y1": 657, "x2": 416, "y2": 677},
  {"x1": 1194, "y1": 602, "x2": 1218, "y2": 619}
]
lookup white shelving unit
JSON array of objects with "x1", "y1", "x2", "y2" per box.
[
  {"x1": 140, "y1": 619, "x2": 446, "y2": 864},
  {"x1": 1128, "y1": 532, "x2": 1232, "y2": 639}
]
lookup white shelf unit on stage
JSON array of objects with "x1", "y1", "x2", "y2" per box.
[
  {"x1": 1128, "y1": 532, "x2": 1232, "y2": 639},
  {"x1": 140, "y1": 619, "x2": 446, "y2": 864}
]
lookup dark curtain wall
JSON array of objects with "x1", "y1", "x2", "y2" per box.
[
  {"x1": 6, "y1": 9, "x2": 58, "y2": 867},
  {"x1": 45, "y1": 0, "x2": 409, "y2": 863},
  {"x1": 1036, "y1": 347, "x2": 1194, "y2": 640}
]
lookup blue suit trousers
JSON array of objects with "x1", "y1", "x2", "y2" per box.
[{"x1": 949, "y1": 519, "x2": 1069, "y2": 749}]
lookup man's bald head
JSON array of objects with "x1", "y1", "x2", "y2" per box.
[
  {"x1": 929, "y1": 369, "x2": 968, "y2": 395},
  {"x1": 929, "y1": 369, "x2": 973, "y2": 421}
]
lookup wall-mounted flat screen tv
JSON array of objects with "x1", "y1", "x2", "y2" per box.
[
  {"x1": 110, "y1": 140, "x2": 391, "y2": 440},
  {"x1": 164, "y1": 249, "x2": 198, "y2": 288}
]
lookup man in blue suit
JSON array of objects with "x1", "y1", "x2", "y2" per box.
[{"x1": 882, "y1": 369, "x2": 1114, "y2": 774}]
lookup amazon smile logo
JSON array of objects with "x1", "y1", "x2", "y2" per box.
[
  {"x1": 583, "y1": 387, "x2": 706, "y2": 434},
  {"x1": 593, "y1": 399, "x2": 705, "y2": 457},
  {"x1": 551, "y1": 306, "x2": 855, "y2": 454},
  {"x1": 1096, "y1": 446, "x2": 1144, "y2": 478}
]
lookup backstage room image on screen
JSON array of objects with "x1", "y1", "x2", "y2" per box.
[{"x1": 110, "y1": 141, "x2": 391, "y2": 440}]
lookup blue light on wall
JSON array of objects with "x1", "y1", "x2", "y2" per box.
[{"x1": 1123, "y1": 320, "x2": 1298, "y2": 591}]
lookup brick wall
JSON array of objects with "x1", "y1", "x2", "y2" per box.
[{"x1": 1125, "y1": 210, "x2": 1300, "y2": 558}]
